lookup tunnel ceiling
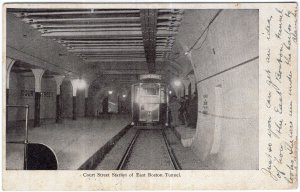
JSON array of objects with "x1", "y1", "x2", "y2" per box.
[{"x1": 10, "y1": 9, "x2": 184, "y2": 80}]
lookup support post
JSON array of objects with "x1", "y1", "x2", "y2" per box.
[
  {"x1": 188, "y1": 74, "x2": 196, "y2": 94},
  {"x1": 32, "y1": 69, "x2": 45, "y2": 127},
  {"x1": 182, "y1": 79, "x2": 189, "y2": 97},
  {"x1": 84, "y1": 85, "x2": 89, "y2": 117},
  {"x1": 72, "y1": 96, "x2": 76, "y2": 120},
  {"x1": 117, "y1": 95, "x2": 120, "y2": 114},
  {"x1": 6, "y1": 57, "x2": 16, "y2": 124},
  {"x1": 71, "y1": 79, "x2": 78, "y2": 120},
  {"x1": 185, "y1": 50, "x2": 198, "y2": 96},
  {"x1": 6, "y1": 57, "x2": 16, "y2": 104},
  {"x1": 54, "y1": 75, "x2": 65, "y2": 123}
]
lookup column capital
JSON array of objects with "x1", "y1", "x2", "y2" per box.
[
  {"x1": 31, "y1": 69, "x2": 45, "y2": 92},
  {"x1": 6, "y1": 57, "x2": 16, "y2": 89},
  {"x1": 53, "y1": 75, "x2": 65, "y2": 95},
  {"x1": 186, "y1": 51, "x2": 193, "y2": 62},
  {"x1": 182, "y1": 79, "x2": 190, "y2": 85},
  {"x1": 187, "y1": 73, "x2": 196, "y2": 82},
  {"x1": 6, "y1": 57, "x2": 15, "y2": 71},
  {"x1": 182, "y1": 79, "x2": 190, "y2": 91}
]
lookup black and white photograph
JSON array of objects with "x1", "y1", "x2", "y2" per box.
[{"x1": 2, "y1": 2, "x2": 297, "y2": 190}]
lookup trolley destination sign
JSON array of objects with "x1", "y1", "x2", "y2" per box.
[{"x1": 139, "y1": 74, "x2": 161, "y2": 80}]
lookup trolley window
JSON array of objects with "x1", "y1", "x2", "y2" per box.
[
  {"x1": 140, "y1": 84, "x2": 159, "y2": 96},
  {"x1": 145, "y1": 88, "x2": 158, "y2": 95}
]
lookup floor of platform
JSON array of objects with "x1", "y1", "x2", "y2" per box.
[
  {"x1": 165, "y1": 128, "x2": 214, "y2": 170},
  {"x1": 6, "y1": 115, "x2": 131, "y2": 170},
  {"x1": 174, "y1": 126, "x2": 196, "y2": 147},
  {"x1": 174, "y1": 126, "x2": 196, "y2": 139}
]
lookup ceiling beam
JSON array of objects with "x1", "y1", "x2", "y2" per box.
[
  {"x1": 41, "y1": 30, "x2": 143, "y2": 37},
  {"x1": 100, "y1": 70, "x2": 150, "y2": 75},
  {"x1": 23, "y1": 16, "x2": 140, "y2": 23},
  {"x1": 32, "y1": 23, "x2": 141, "y2": 28},
  {"x1": 11, "y1": 8, "x2": 184, "y2": 72},
  {"x1": 85, "y1": 58, "x2": 164, "y2": 62},
  {"x1": 39, "y1": 27, "x2": 174, "y2": 33},
  {"x1": 140, "y1": 9, "x2": 158, "y2": 73},
  {"x1": 39, "y1": 27, "x2": 143, "y2": 33},
  {"x1": 58, "y1": 39, "x2": 169, "y2": 43},
  {"x1": 13, "y1": 10, "x2": 140, "y2": 17},
  {"x1": 41, "y1": 30, "x2": 176, "y2": 37}
]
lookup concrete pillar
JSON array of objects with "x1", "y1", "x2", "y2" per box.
[
  {"x1": 32, "y1": 69, "x2": 45, "y2": 127},
  {"x1": 6, "y1": 57, "x2": 16, "y2": 124},
  {"x1": 185, "y1": 50, "x2": 194, "y2": 68},
  {"x1": 185, "y1": 51, "x2": 198, "y2": 95},
  {"x1": 178, "y1": 86, "x2": 184, "y2": 97},
  {"x1": 182, "y1": 79, "x2": 190, "y2": 96},
  {"x1": 84, "y1": 85, "x2": 89, "y2": 117},
  {"x1": 72, "y1": 96, "x2": 76, "y2": 120},
  {"x1": 54, "y1": 75, "x2": 65, "y2": 123},
  {"x1": 173, "y1": 84, "x2": 183, "y2": 98},
  {"x1": 70, "y1": 79, "x2": 78, "y2": 120},
  {"x1": 6, "y1": 57, "x2": 16, "y2": 104},
  {"x1": 188, "y1": 74, "x2": 196, "y2": 94}
]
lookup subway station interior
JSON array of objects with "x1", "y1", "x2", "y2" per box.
[{"x1": 5, "y1": 8, "x2": 259, "y2": 170}]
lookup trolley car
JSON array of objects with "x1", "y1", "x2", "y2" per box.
[{"x1": 131, "y1": 74, "x2": 169, "y2": 127}]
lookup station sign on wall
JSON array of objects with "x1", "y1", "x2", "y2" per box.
[
  {"x1": 139, "y1": 74, "x2": 161, "y2": 80},
  {"x1": 202, "y1": 94, "x2": 208, "y2": 114},
  {"x1": 21, "y1": 89, "x2": 54, "y2": 97}
]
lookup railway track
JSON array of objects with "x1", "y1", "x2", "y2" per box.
[{"x1": 117, "y1": 128, "x2": 182, "y2": 170}]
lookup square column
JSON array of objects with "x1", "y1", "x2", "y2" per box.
[
  {"x1": 32, "y1": 69, "x2": 45, "y2": 127},
  {"x1": 6, "y1": 57, "x2": 16, "y2": 104},
  {"x1": 54, "y1": 75, "x2": 65, "y2": 123},
  {"x1": 84, "y1": 85, "x2": 89, "y2": 117},
  {"x1": 188, "y1": 74, "x2": 196, "y2": 94},
  {"x1": 70, "y1": 79, "x2": 78, "y2": 120},
  {"x1": 182, "y1": 79, "x2": 190, "y2": 97},
  {"x1": 6, "y1": 57, "x2": 16, "y2": 124}
]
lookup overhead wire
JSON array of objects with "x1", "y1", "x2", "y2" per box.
[
  {"x1": 193, "y1": 26, "x2": 210, "y2": 50},
  {"x1": 185, "y1": 9, "x2": 223, "y2": 54}
]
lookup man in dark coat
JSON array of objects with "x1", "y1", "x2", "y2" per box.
[
  {"x1": 188, "y1": 92, "x2": 198, "y2": 128},
  {"x1": 102, "y1": 97, "x2": 108, "y2": 114}
]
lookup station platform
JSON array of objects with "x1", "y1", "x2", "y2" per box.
[
  {"x1": 173, "y1": 126, "x2": 196, "y2": 147},
  {"x1": 6, "y1": 115, "x2": 131, "y2": 170}
]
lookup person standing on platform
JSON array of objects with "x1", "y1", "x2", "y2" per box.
[
  {"x1": 188, "y1": 92, "x2": 198, "y2": 128},
  {"x1": 102, "y1": 97, "x2": 108, "y2": 114},
  {"x1": 184, "y1": 95, "x2": 190, "y2": 127},
  {"x1": 179, "y1": 96, "x2": 185, "y2": 125},
  {"x1": 169, "y1": 95, "x2": 180, "y2": 128}
]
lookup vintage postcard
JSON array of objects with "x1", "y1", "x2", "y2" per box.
[{"x1": 2, "y1": 2, "x2": 298, "y2": 190}]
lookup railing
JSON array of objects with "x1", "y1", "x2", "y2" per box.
[
  {"x1": 6, "y1": 105, "x2": 29, "y2": 170},
  {"x1": 6, "y1": 105, "x2": 58, "y2": 170}
]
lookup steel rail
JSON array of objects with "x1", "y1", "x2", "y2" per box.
[
  {"x1": 116, "y1": 129, "x2": 140, "y2": 170},
  {"x1": 116, "y1": 128, "x2": 181, "y2": 170},
  {"x1": 161, "y1": 129, "x2": 182, "y2": 170}
]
